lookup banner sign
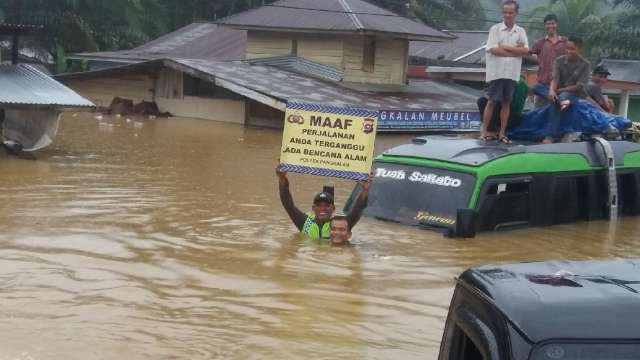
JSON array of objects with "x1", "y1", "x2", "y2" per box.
[
  {"x1": 279, "y1": 102, "x2": 378, "y2": 180},
  {"x1": 377, "y1": 110, "x2": 481, "y2": 131}
]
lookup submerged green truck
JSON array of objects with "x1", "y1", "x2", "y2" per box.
[{"x1": 346, "y1": 136, "x2": 640, "y2": 237}]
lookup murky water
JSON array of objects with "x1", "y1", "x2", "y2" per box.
[{"x1": 1, "y1": 113, "x2": 640, "y2": 359}]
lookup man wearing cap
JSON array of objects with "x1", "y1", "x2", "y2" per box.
[
  {"x1": 585, "y1": 65, "x2": 615, "y2": 113},
  {"x1": 276, "y1": 168, "x2": 371, "y2": 240}
]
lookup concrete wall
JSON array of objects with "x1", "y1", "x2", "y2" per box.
[
  {"x1": 65, "y1": 75, "x2": 246, "y2": 123},
  {"x1": 65, "y1": 75, "x2": 154, "y2": 107},
  {"x1": 343, "y1": 36, "x2": 407, "y2": 85},
  {"x1": 156, "y1": 96, "x2": 245, "y2": 123}
]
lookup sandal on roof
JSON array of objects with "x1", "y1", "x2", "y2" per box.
[{"x1": 499, "y1": 136, "x2": 512, "y2": 144}]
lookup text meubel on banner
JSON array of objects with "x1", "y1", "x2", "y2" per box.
[{"x1": 279, "y1": 102, "x2": 378, "y2": 180}]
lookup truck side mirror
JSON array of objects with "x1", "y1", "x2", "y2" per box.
[{"x1": 455, "y1": 208, "x2": 477, "y2": 238}]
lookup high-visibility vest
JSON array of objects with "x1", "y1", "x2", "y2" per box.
[{"x1": 301, "y1": 213, "x2": 330, "y2": 240}]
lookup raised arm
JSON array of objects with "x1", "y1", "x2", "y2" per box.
[
  {"x1": 346, "y1": 173, "x2": 372, "y2": 230},
  {"x1": 276, "y1": 167, "x2": 307, "y2": 231}
]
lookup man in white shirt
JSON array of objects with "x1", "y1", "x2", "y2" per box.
[{"x1": 481, "y1": 0, "x2": 529, "y2": 144}]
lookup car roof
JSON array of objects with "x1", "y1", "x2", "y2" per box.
[
  {"x1": 381, "y1": 136, "x2": 640, "y2": 167},
  {"x1": 461, "y1": 259, "x2": 640, "y2": 342}
]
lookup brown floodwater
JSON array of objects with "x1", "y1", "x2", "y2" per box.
[{"x1": 1, "y1": 113, "x2": 640, "y2": 359}]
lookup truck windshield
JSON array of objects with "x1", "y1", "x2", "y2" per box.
[
  {"x1": 360, "y1": 162, "x2": 475, "y2": 229},
  {"x1": 532, "y1": 343, "x2": 640, "y2": 360}
]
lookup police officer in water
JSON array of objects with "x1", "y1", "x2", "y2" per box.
[{"x1": 276, "y1": 166, "x2": 372, "y2": 240}]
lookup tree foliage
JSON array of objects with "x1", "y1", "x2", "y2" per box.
[
  {"x1": 0, "y1": 0, "x2": 637, "y2": 72},
  {"x1": 527, "y1": 0, "x2": 640, "y2": 61}
]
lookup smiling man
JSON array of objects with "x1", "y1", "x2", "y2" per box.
[
  {"x1": 276, "y1": 167, "x2": 371, "y2": 240},
  {"x1": 329, "y1": 213, "x2": 352, "y2": 246},
  {"x1": 528, "y1": 14, "x2": 568, "y2": 107}
]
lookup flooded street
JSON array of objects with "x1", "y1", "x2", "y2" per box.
[{"x1": 1, "y1": 113, "x2": 640, "y2": 359}]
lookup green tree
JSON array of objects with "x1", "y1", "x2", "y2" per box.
[
  {"x1": 368, "y1": 0, "x2": 487, "y2": 30},
  {"x1": 527, "y1": 0, "x2": 616, "y2": 61},
  {"x1": 595, "y1": 0, "x2": 640, "y2": 58}
]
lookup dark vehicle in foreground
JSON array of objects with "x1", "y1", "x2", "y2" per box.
[
  {"x1": 439, "y1": 259, "x2": 640, "y2": 359},
  {"x1": 346, "y1": 136, "x2": 640, "y2": 237}
]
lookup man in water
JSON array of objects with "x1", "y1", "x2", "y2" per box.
[
  {"x1": 329, "y1": 213, "x2": 352, "y2": 246},
  {"x1": 276, "y1": 167, "x2": 371, "y2": 240}
]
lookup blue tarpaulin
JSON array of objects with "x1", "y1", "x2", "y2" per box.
[{"x1": 509, "y1": 100, "x2": 632, "y2": 141}]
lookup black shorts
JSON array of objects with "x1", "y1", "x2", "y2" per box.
[{"x1": 487, "y1": 79, "x2": 517, "y2": 103}]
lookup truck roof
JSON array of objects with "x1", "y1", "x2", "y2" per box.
[
  {"x1": 381, "y1": 137, "x2": 640, "y2": 167},
  {"x1": 461, "y1": 259, "x2": 640, "y2": 343}
]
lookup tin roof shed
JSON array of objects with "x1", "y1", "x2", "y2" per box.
[
  {"x1": 601, "y1": 59, "x2": 640, "y2": 85},
  {"x1": 409, "y1": 31, "x2": 487, "y2": 64},
  {"x1": 0, "y1": 64, "x2": 94, "y2": 108},
  {"x1": 69, "y1": 22, "x2": 246, "y2": 64},
  {"x1": 57, "y1": 57, "x2": 480, "y2": 113}
]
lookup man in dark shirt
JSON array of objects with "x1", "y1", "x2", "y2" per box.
[
  {"x1": 585, "y1": 65, "x2": 615, "y2": 113},
  {"x1": 544, "y1": 36, "x2": 590, "y2": 143},
  {"x1": 527, "y1": 14, "x2": 568, "y2": 107},
  {"x1": 276, "y1": 167, "x2": 371, "y2": 240}
]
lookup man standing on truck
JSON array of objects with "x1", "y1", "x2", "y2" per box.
[
  {"x1": 526, "y1": 14, "x2": 568, "y2": 107},
  {"x1": 480, "y1": 0, "x2": 529, "y2": 144},
  {"x1": 276, "y1": 167, "x2": 371, "y2": 240},
  {"x1": 545, "y1": 36, "x2": 591, "y2": 143}
]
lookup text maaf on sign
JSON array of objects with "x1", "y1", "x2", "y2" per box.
[{"x1": 279, "y1": 102, "x2": 378, "y2": 180}]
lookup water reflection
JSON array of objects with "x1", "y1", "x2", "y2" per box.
[{"x1": 0, "y1": 113, "x2": 638, "y2": 359}]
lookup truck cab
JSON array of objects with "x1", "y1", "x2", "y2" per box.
[
  {"x1": 438, "y1": 259, "x2": 640, "y2": 359},
  {"x1": 345, "y1": 136, "x2": 640, "y2": 237}
]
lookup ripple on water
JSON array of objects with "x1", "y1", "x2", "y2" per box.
[{"x1": 0, "y1": 114, "x2": 639, "y2": 358}]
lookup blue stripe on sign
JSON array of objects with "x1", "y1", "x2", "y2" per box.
[
  {"x1": 279, "y1": 163, "x2": 368, "y2": 181},
  {"x1": 287, "y1": 101, "x2": 378, "y2": 119}
]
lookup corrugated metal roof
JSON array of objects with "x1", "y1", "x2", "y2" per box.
[
  {"x1": 247, "y1": 56, "x2": 344, "y2": 81},
  {"x1": 0, "y1": 64, "x2": 94, "y2": 108},
  {"x1": 58, "y1": 58, "x2": 479, "y2": 111},
  {"x1": 600, "y1": 59, "x2": 640, "y2": 84},
  {"x1": 70, "y1": 22, "x2": 246, "y2": 63},
  {"x1": 217, "y1": 0, "x2": 453, "y2": 41},
  {"x1": 409, "y1": 31, "x2": 487, "y2": 64}
]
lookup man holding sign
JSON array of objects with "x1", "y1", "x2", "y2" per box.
[
  {"x1": 276, "y1": 101, "x2": 377, "y2": 240},
  {"x1": 276, "y1": 167, "x2": 371, "y2": 240}
]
